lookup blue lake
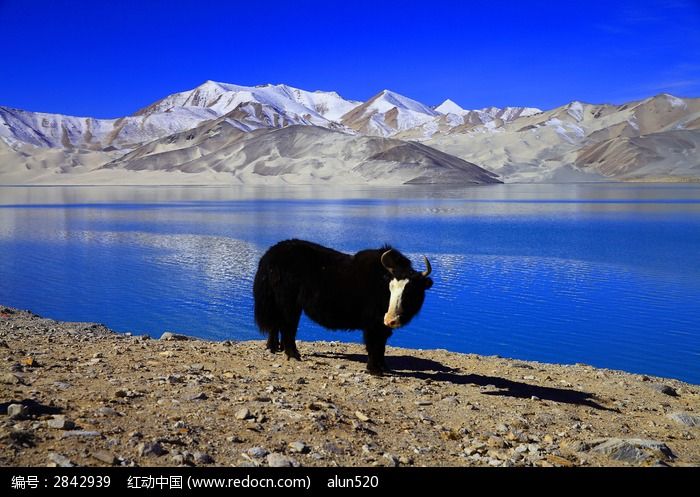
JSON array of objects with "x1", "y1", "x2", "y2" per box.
[{"x1": 1, "y1": 184, "x2": 699, "y2": 383}]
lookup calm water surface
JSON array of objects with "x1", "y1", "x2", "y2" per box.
[{"x1": 1, "y1": 184, "x2": 699, "y2": 383}]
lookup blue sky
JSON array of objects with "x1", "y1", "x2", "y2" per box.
[{"x1": 2, "y1": 0, "x2": 699, "y2": 117}]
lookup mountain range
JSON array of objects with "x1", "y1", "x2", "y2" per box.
[{"x1": 1, "y1": 80, "x2": 699, "y2": 185}]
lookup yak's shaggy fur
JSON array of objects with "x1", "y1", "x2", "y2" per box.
[{"x1": 253, "y1": 239, "x2": 433, "y2": 374}]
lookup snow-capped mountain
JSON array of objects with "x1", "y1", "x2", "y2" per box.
[
  {"x1": 340, "y1": 90, "x2": 439, "y2": 136},
  {"x1": 137, "y1": 80, "x2": 362, "y2": 125},
  {"x1": 390, "y1": 99, "x2": 544, "y2": 139},
  {"x1": 426, "y1": 93, "x2": 700, "y2": 182},
  {"x1": 436, "y1": 99, "x2": 542, "y2": 124},
  {"x1": 434, "y1": 99, "x2": 466, "y2": 115},
  {"x1": 1, "y1": 81, "x2": 699, "y2": 185},
  {"x1": 0, "y1": 105, "x2": 218, "y2": 150},
  {"x1": 0, "y1": 81, "x2": 363, "y2": 150}
]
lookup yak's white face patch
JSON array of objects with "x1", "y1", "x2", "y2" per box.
[{"x1": 384, "y1": 278, "x2": 409, "y2": 328}]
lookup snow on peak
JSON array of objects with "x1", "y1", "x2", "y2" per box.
[
  {"x1": 566, "y1": 101, "x2": 584, "y2": 122},
  {"x1": 435, "y1": 99, "x2": 465, "y2": 115},
  {"x1": 339, "y1": 90, "x2": 441, "y2": 136},
  {"x1": 139, "y1": 81, "x2": 361, "y2": 123},
  {"x1": 477, "y1": 106, "x2": 542, "y2": 121},
  {"x1": 662, "y1": 94, "x2": 687, "y2": 109},
  {"x1": 519, "y1": 107, "x2": 542, "y2": 117},
  {"x1": 0, "y1": 78, "x2": 549, "y2": 148},
  {"x1": 373, "y1": 90, "x2": 438, "y2": 116}
]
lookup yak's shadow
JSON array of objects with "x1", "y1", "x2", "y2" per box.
[
  {"x1": 0, "y1": 399, "x2": 63, "y2": 416},
  {"x1": 312, "y1": 351, "x2": 613, "y2": 411}
]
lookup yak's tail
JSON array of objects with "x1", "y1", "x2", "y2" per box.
[{"x1": 253, "y1": 264, "x2": 281, "y2": 335}]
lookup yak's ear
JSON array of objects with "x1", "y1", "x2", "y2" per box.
[{"x1": 423, "y1": 277, "x2": 433, "y2": 290}]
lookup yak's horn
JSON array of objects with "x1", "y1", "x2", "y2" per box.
[
  {"x1": 381, "y1": 250, "x2": 394, "y2": 273},
  {"x1": 421, "y1": 256, "x2": 432, "y2": 277}
]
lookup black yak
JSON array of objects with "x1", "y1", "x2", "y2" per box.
[{"x1": 253, "y1": 239, "x2": 433, "y2": 375}]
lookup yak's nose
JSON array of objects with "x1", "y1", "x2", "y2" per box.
[{"x1": 384, "y1": 317, "x2": 401, "y2": 328}]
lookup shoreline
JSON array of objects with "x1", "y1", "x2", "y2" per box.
[{"x1": 1, "y1": 306, "x2": 699, "y2": 467}]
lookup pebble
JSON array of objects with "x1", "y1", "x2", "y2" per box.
[
  {"x1": 186, "y1": 392, "x2": 208, "y2": 401},
  {"x1": 48, "y1": 452, "x2": 75, "y2": 467},
  {"x1": 267, "y1": 453, "x2": 294, "y2": 467},
  {"x1": 21, "y1": 356, "x2": 37, "y2": 367},
  {"x1": 323, "y1": 443, "x2": 345, "y2": 455},
  {"x1": 383, "y1": 453, "x2": 399, "y2": 467},
  {"x1": 651, "y1": 384, "x2": 678, "y2": 397},
  {"x1": 166, "y1": 374, "x2": 184, "y2": 384},
  {"x1": 96, "y1": 407, "x2": 120, "y2": 417},
  {"x1": 487, "y1": 436, "x2": 506, "y2": 449},
  {"x1": 591, "y1": 438, "x2": 674, "y2": 463},
  {"x1": 418, "y1": 413, "x2": 435, "y2": 423},
  {"x1": 667, "y1": 412, "x2": 700, "y2": 427},
  {"x1": 247, "y1": 447, "x2": 269, "y2": 459},
  {"x1": 546, "y1": 454, "x2": 574, "y2": 467},
  {"x1": 7, "y1": 404, "x2": 26, "y2": 419},
  {"x1": 355, "y1": 411, "x2": 371, "y2": 422},
  {"x1": 1, "y1": 373, "x2": 21, "y2": 384},
  {"x1": 289, "y1": 441, "x2": 309, "y2": 453},
  {"x1": 160, "y1": 332, "x2": 189, "y2": 341},
  {"x1": 91, "y1": 450, "x2": 118, "y2": 465},
  {"x1": 561, "y1": 440, "x2": 589, "y2": 452},
  {"x1": 235, "y1": 408, "x2": 252, "y2": 420},
  {"x1": 47, "y1": 415, "x2": 75, "y2": 430},
  {"x1": 194, "y1": 452, "x2": 214, "y2": 464},
  {"x1": 138, "y1": 441, "x2": 167, "y2": 457},
  {"x1": 61, "y1": 430, "x2": 102, "y2": 439}
]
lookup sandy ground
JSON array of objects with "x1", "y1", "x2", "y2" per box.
[{"x1": 1, "y1": 306, "x2": 699, "y2": 467}]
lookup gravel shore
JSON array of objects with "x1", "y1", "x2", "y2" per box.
[{"x1": 1, "y1": 306, "x2": 698, "y2": 467}]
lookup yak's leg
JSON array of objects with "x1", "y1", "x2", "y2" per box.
[
  {"x1": 280, "y1": 310, "x2": 302, "y2": 361},
  {"x1": 363, "y1": 327, "x2": 393, "y2": 375},
  {"x1": 266, "y1": 331, "x2": 282, "y2": 353}
]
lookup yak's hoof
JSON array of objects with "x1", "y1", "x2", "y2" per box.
[
  {"x1": 285, "y1": 350, "x2": 302, "y2": 361},
  {"x1": 367, "y1": 362, "x2": 392, "y2": 376},
  {"x1": 367, "y1": 365, "x2": 384, "y2": 376}
]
